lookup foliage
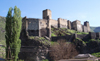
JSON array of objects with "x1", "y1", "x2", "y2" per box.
[
  {"x1": 42, "y1": 59, "x2": 49, "y2": 61},
  {"x1": 89, "y1": 39, "x2": 95, "y2": 42},
  {"x1": 51, "y1": 27, "x2": 89, "y2": 37},
  {"x1": 50, "y1": 41, "x2": 58, "y2": 45},
  {"x1": 67, "y1": 29, "x2": 76, "y2": 33},
  {"x1": 77, "y1": 32, "x2": 88, "y2": 34},
  {"x1": 91, "y1": 52, "x2": 100, "y2": 57},
  {"x1": 51, "y1": 33, "x2": 56, "y2": 37},
  {"x1": 75, "y1": 37, "x2": 86, "y2": 46},
  {"x1": 0, "y1": 16, "x2": 6, "y2": 43},
  {"x1": 28, "y1": 36, "x2": 35, "y2": 39},
  {"x1": 28, "y1": 36, "x2": 50, "y2": 45},
  {"x1": 5, "y1": 6, "x2": 22, "y2": 61}
]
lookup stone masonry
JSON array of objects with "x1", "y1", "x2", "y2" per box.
[
  {"x1": 67, "y1": 20, "x2": 71, "y2": 29},
  {"x1": 22, "y1": 9, "x2": 91, "y2": 37}
]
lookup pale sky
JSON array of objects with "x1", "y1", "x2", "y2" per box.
[{"x1": 0, "y1": 0, "x2": 100, "y2": 27}]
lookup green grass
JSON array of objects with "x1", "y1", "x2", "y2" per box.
[
  {"x1": 51, "y1": 33, "x2": 56, "y2": 37},
  {"x1": 42, "y1": 59, "x2": 49, "y2": 61},
  {"x1": 28, "y1": 36, "x2": 50, "y2": 45},
  {"x1": 50, "y1": 41, "x2": 58, "y2": 45},
  {"x1": 67, "y1": 29, "x2": 76, "y2": 33},
  {"x1": 28, "y1": 36, "x2": 35, "y2": 39},
  {"x1": 91, "y1": 52, "x2": 100, "y2": 57},
  {"x1": 51, "y1": 27, "x2": 89, "y2": 37}
]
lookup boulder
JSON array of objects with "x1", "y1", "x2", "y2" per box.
[{"x1": 75, "y1": 54, "x2": 97, "y2": 59}]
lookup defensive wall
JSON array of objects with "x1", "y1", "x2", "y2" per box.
[{"x1": 22, "y1": 9, "x2": 91, "y2": 37}]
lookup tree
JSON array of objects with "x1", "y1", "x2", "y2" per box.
[
  {"x1": 5, "y1": 6, "x2": 22, "y2": 61},
  {"x1": 49, "y1": 39, "x2": 78, "y2": 61}
]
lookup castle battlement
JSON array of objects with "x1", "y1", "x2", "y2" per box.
[{"x1": 22, "y1": 9, "x2": 90, "y2": 37}]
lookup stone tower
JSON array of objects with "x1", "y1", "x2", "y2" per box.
[
  {"x1": 84, "y1": 21, "x2": 90, "y2": 32},
  {"x1": 67, "y1": 20, "x2": 71, "y2": 29},
  {"x1": 43, "y1": 9, "x2": 52, "y2": 19}
]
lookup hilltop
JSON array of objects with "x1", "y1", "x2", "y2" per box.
[{"x1": 1, "y1": 16, "x2": 100, "y2": 60}]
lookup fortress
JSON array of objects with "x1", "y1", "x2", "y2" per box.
[{"x1": 22, "y1": 9, "x2": 90, "y2": 37}]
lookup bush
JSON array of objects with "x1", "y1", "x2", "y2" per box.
[{"x1": 49, "y1": 39, "x2": 78, "y2": 61}]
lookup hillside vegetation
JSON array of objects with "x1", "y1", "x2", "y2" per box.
[
  {"x1": 90, "y1": 26, "x2": 100, "y2": 32},
  {"x1": 51, "y1": 27, "x2": 88, "y2": 37},
  {"x1": 0, "y1": 16, "x2": 6, "y2": 58},
  {"x1": 0, "y1": 16, "x2": 6, "y2": 44}
]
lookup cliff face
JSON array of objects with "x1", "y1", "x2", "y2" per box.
[{"x1": 19, "y1": 30, "x2": 50, "y2": 61}]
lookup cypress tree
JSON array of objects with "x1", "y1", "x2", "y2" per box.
[{"x1": 5, "y1": 6, "x2": 22, "y2": 61}]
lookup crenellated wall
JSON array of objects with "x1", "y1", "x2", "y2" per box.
[
  {"x1": 67, "y1": 20, "x2": 71, "y2": 29},
  {"x1": 22, "y1": 9, "x2": 91, "y2": 37}
]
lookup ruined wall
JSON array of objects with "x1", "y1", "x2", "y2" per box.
[
  {"x1": 25, "y1": 18, "x2": 40, "y2": 36},
  {"x1": 67, "y1": 20, "x2": 71, "y2": 29},
  {"x1": 58, "y1": 18, "x2": 67, "y2": 28},
  {"x1": 84, "y1": 21, "x2": 90, "y2": 32},
  {"x1": 82, "y1": 25, "x2": 88, "y2": 32},
  {"x1": 50, "y1": 19, "x2": 58, "y2": 28},
  {"x1": 28, "y1": 18, "x2": 39, "y2": 30},
  {"x1": 89, "y1": 32, "x2": 96, "y2": 39},
  {"x1": 22, "y1": 17, "x2": 26, "y2": 30},
  {"x1": 39, "y1": 19, "x2": 47, "y2": 29},
  {"x1": 39, "y1": 19, "x2": 48, "y2": 37},
  {"x1": 43, "y1": 9, "x2": 52, "y2": 19},
  {"x1": 76, "y1": 21, "x2": 82, "y2": 32},
  {"x1": 71, "y1": 21, "x2": 77, "y2": 30},
  {"x1": 51, "y1": 35, "x2": 72, "y2": 42},
  {"x1": 96, "y1": 32, "x2": 100, "y2": 39},
  {"x1": 72, "y1": 20, "x2": 82, "y2": 32}
]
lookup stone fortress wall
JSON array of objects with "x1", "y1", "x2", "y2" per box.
[{"x1": 22, "y1": 9, "x2": 91, "y2": 37}]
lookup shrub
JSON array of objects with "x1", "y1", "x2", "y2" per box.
[{"x1": 49, "y1": 39, "x2": 78, "y2": 61}]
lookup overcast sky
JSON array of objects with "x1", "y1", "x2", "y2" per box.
[{"x1": 0, "y1": 0, "x2": 100, "y2": 27}]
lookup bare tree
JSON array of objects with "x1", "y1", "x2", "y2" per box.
[{"x1": 49, "y1": 39, "x2": 78, "y2": 61}]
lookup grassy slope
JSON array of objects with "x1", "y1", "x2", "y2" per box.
[{"x1": 51, "y1": 27, "x2": 88, "y2": 37}]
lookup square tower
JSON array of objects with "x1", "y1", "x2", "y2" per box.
[
  {"x1": 84, "y1": 21, "x2": 90, "y2": 32},
  {"x1": 67, "y1": 20, "x2": 71, "y2": 29},
  {"x1": 43, "y1": 9, "x2": 52, "y2": 19},
  {"x1": 72, "y1": 20, "x2": 82, "y2": 32}
]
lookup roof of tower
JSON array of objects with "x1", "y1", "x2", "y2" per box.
[{"x1": 43, "y1": 9, "x2": 51, "y2": 12}]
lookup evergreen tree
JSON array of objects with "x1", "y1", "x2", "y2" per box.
[{"x1": 5, "y1": 6, "x2": 22, "y2": 61}]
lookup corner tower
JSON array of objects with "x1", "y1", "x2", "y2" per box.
[{"x1": 43, "y1": 9, "x2": 52, "y2": 19}]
